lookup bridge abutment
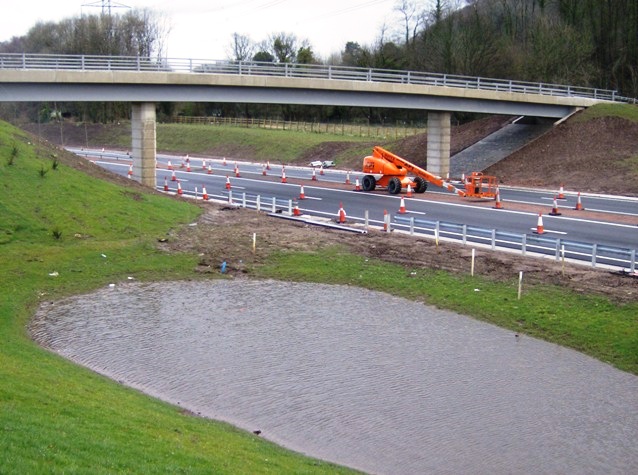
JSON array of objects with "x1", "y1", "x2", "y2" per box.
[
  {"x1": 426, "y1": 111, "x2": 451, "y2": 177},
  {"x1": 131, "y1": 103, "x2": 157, "y2": 187}
]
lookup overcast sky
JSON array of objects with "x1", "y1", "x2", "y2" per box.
[{"x1": 0, "y1": 0, "x2": 404, "y2": 60}]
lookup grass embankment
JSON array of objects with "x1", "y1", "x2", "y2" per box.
[
  {"x1": 573, "y1": 102, "x2": 638, "y2": 123},
  {"x1": 96, "y1": 123, "x2": 375, "y2": 165},
  {"x1": 0, "y1": 122, "x2": 355, "y2": 474}
]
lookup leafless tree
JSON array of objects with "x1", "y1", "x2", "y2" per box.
[{"x1": 227, "y1": 33, "x2": 254, "y2": 61}]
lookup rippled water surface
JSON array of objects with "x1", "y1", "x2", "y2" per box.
[{"x1": 31, "y1": 280, "x2": 638, "y2": 474}]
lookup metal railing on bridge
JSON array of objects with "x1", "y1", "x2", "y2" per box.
[{"x1": 1, "y1": 53, "x2": 634, "y2": 104}]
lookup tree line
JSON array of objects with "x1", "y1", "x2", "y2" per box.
[{"x1": 1, "y1": 0, "x2": 636, "y2": 125}]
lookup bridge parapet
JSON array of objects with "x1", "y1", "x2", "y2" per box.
[{"x1": 1, "y1": 53, "x2": 633, "y2": 104}]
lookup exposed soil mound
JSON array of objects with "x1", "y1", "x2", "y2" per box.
[
  {"x1": 485, "y1": 115, "x2": 638, "y2": 196},
  {"x1": 164, "y1": 204, "x2": 638, "y2": 304}
]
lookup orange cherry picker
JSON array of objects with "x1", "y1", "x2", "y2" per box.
[{"x1": 361, "y1": 146, "x2": 498, "y2": 199}]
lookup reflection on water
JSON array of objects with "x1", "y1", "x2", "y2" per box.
[{"x1": 31, "y1": 280, "x2": 638, "y2": 474}]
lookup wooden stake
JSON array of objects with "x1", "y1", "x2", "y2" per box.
[{"x1": 471, "y1": 248, "x2": 475, "y2": 276}]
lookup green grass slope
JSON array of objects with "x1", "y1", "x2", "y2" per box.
[{"x1": 0, "y1": 122, "x2": 356, "y2": 474}]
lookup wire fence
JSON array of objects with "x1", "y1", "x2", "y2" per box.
[{"x1": 169, "y1": 116, "x2": 426, "y2": 139}]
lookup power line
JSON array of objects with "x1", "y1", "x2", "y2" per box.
[{"x1": 81, "y1": 0, "x2": 131, "y2": 16}]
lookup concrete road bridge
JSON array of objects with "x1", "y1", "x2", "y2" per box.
[{"x1": 0, "y1": 53, "x2": 630, "y2": 187}]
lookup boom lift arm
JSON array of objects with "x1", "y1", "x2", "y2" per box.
[{"x1": 361, "y1": 146, "x2": 498, "y2": 199}]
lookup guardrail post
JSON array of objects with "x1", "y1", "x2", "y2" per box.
[
  {"x1": 364, "y1": 210, "x2": 369, "y2": 230},
  {"x1": 367, "y1": 69, "x2": 372, "y2": 81},
  {"x1": 256, "y1": 195, "x2": 261, "y2": 212},
  {"x1": 410, "y1": 217, "x2": 414, "y2": 235},
  {"x1": 288, "y1": 199, "x2": 292, "y2": 215},
  {"x1": 21, "y1": 53, "x2": 26, "y2": 69},
  {"x1": 81, "y1": 55, "x2": 85, "y2": 70},
  {"x1": 591, "y1": 243, "x2": 597, "y2": 267},
  {"x1": 521, "y1": 234, "x2": 526, "y2": 256},
  {"x1": 238, "y1": 61, "x2": 243, "y2": 75},
  {"x1": 462, "y1": 224, "x2": 467, "y2": 245},
  {"x1": 435, "y1": 221, "x2": 440, "y2": 240},
  {"x1": 228, "y1": 190, "x2": 233, "y2": 204},
  {"x1": 242, "y1": 192, "x2": 247, "y2": 208},
  {"x1": 136, "y1": 56, "x2": 140, "y2": 71},
  {"x1": 272, "y1": 197, "x2": 276, "y2": 213},
  {"x1": 631, "y1": 249, "x2": 636, "y2": 273},
  {"x1": 491, "y1": 229, "x2": 496, "y2": 250},
  {"x1": 328, "y1": 65, "x2": 332, "y2": 80}
]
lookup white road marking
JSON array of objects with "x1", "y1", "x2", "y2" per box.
[{"x1": 530, "y1": 228, "x2": 568, "y2": 235}]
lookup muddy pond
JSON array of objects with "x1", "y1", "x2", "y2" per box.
[{"x1": 31, "y1": 280, "x2": 638, "y2": 474}]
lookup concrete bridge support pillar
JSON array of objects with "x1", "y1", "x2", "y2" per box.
[
  {"x1": 131, "y1": 102, "x2": 157, "y2": 187},
  {"x1": 427, "y1": 111, "x2": 451, "y2": 177}
]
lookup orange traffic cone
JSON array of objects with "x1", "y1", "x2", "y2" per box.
[
  {"x1": 549, "y1": 196, "x2": 562, "y2": 216},
  {"x1": 320, "y1": 166, "x2": 325, "y2": 176},
  {"x1": 171, "y1": 169, "x2": 177, "y2": 182},
  {"x1": 266, "y1": 161, "x2": 271, "y2": 170},
  {"x1": 222, "y1": 157, "x2": 227, "y2": 166},
  {"x1": 406, "y1": 184, "x2": 413, "y2": 198},
  {"x1": 167, "y1": 160, "x2": 173, "y2": 170},
  {"x1": 398, "y1": 196, "x2": 407, "y2": 214},
  {"x1": 558, "y1": 184, "x2": 566, "y2": 199},
  {"x1": 534, "y1": 213, "x2": 544, "y2": 234},
  {"x1": 345, "y1": 172, "x2": 351, "y2": 185},
  {"x1": 293, "y1": 204, "x2": 301, "y2": 216},
  {"x1": 311, "y1": 168, "x2": 317, "y2": 181},
  {"x1": 262, "y1": 164, "x2": 267, "y2": 176},
  {"x1": 186, "y1": 163, "x2": 191, "y2": 172},
  {"x1": 202, "y1": 186, "x2": 209, "y2": 201},
  {"x1": 163, "y1": 176, "x2": 169, "y2": 192},
  {"x1": 127, "y1": 164, "x2": 133, "y2": 178},
  {"x1": 354, "y1": 178, "x2": 361, "y2": 191},
  {"x1": 177, "y1": 181, "x2": 183, "y2": 195},
  {"x1": 575, "y1": 192, "x2": 584, "y2": 211},
  {"x1": 337, "y1": 202, "x2": 346, "y2": 223},
  {"x1": 299, "y1": 185, "x2": 306, "y2": 200},
  {"x1": 494, "y1": 188, "x2": 503, "y2": 209},
  {"x1": 207, "y1": 165, "x2": 213, "y2": 175},
  {"x1": 281, "y1": 169, "x2": 287, "y2": 183},
  {"x1": 202, "y1": 160, "x2": 207, "y2": 170},
  {"x1": 225, "y1": 176, "x2": 231, "y2": 190},
  {"x1": 234, "y1": 164, "x2": 240, "y2": 177}
]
